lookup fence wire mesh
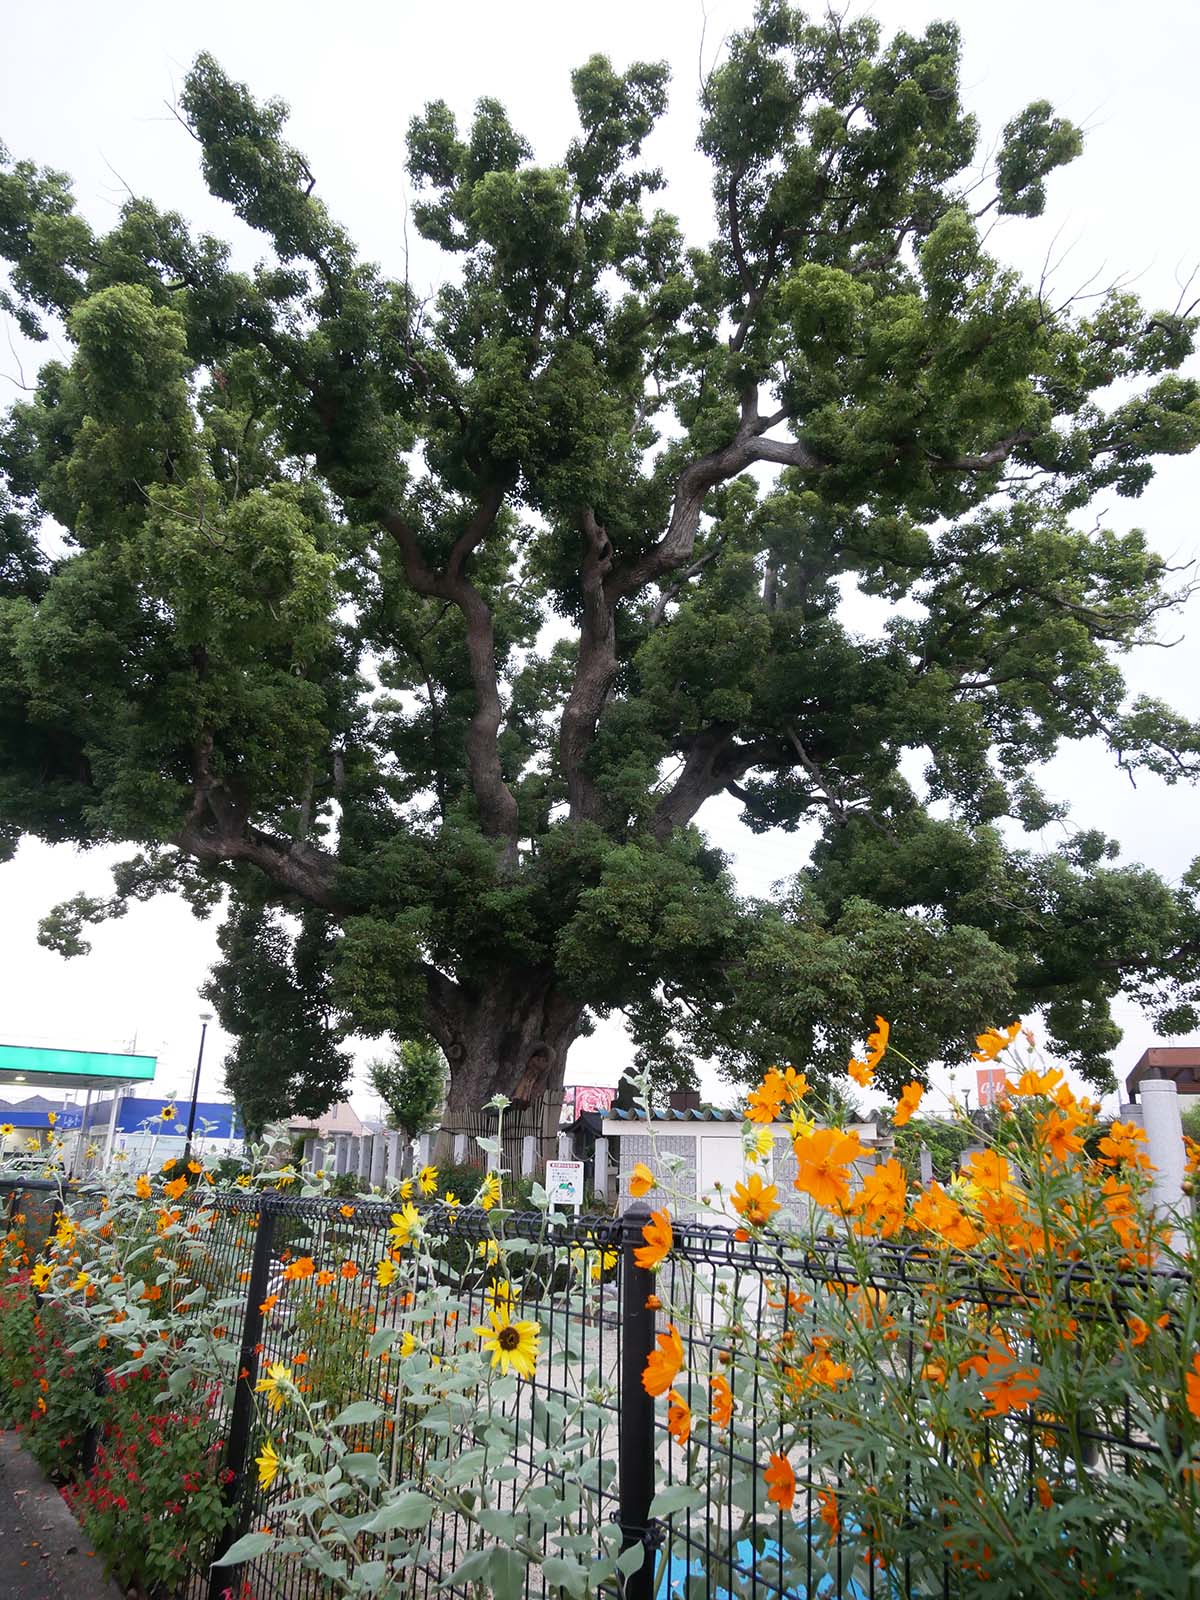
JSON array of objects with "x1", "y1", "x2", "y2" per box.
[{"x1": 1, "y1": 1176, "x2": 1189, "y2": 1600}]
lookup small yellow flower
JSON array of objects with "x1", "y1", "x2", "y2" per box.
[
  {"x1": 417, "y1": 1165, "x2": 438, "y2": 1197},
  {"x1": 30, "y1": 1262, "x2": 52, "y2": 1290},
  {"x1": 396, "y1": 1177, "x2": 414, "y2": 1201},
  {"x1": 160, "y1": 1105, "x2": 176, "y2": 1122},
  {"x1": 255, "y1": 1439, "x2": 280, "y2": 1488},
  {"x1": 477, "y1": 1173, "x2": 502, "y2": 1211},
  {"x1": 46, "y1": 1112, "x2": 57, "y2": 1126},
  {"x1": 135, "y1": 1174, "x2": 152, "y2": 1200},
  {"x1": 477, "y1": 1239, "x2": 501, "y2": 1266},
  {"x1": 486, "y1": 1279, "x2": 515, "y2": 1311},
  {"x1": 375, "y1": 1258, "x2": 399, "y2": 1288},
  {"x1": 398, "y1": 1331, "x2": 416, "y2": 1357},
  {"x1": 254, "y1": 1362, "x2": 294, "y2": 1414},
  {"x1": 0, "y1": 1123, "x2": 13, "y2": 1137},
  {"x1": 70, "y1": 1270, "x2": 91, "y2": 1292},
  {"x1": 745, "y1": 1126, "x2": 773, "y2": 1164}
]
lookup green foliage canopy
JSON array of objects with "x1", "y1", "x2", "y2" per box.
[{"x1": 2, "y1": 5, "x2": 1200, "y2": 1112}]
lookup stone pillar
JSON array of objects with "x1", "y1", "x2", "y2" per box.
[
  {"x1": 1139, "y1": 1077, "x2": 1186, "y2": 1224},
  {"x1": 592, "y1": 1136, "x2": 609, "y2": 1203},
  {"x1": 357, "y1": 1136, "x2": 372, "y2": 1181},
  {"x1": 369, "y1": 1136, "x2": 387, "y2": 1190},
  {"x1": 521, "y1": 1135, "x2": 538, "y2": 1179},
  {"x1": 918, "y1": 1148, "x2": 933, "y2": 1187},
  {"x1": 301, "y1": 1136, "x2": 316, "y2": 1171},
  {"x1": 386, "y1": 1133, "x2": 403, "y2": 1185},
  {"x1": 452, "y1": 1133, "x2": 468, "y2": 1165},
  {"x1": 557, "y1": 1132, "x2": 574, "y2": 1161},
  {"x1": 416, "y1": 1133, "x2": 434, "y2": 1171}
]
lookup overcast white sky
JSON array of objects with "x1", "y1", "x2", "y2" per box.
[{"x1": 1, "y1": 0, "x2": 1197, "y2": 1118}]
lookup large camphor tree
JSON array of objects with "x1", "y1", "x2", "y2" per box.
[{"x1": 2, "y1": 4, "x2": 1200, "y2": 1128}]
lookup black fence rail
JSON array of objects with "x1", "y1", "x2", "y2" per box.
[{"x1": 0, "y1": 1175, "x2": 1191, "y2": 1600}]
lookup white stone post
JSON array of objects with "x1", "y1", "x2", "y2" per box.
[
  {"x1": 1139, "y1": 1078, "x2": 1186, "y2": 1224},
  {"x1": 416, "y1": 1133, "x2": 434, "y2": 1171},
  {"x1": 592, "y1": 1136, "x2": 609, "y2": 1204},
  {"x1": 301, "y1": 1136, "x2": 316, "y2": 1171},
  {"x1": 918, "y1": 1148, "x2": 933, "y2": 1188},
  {"x1": 370, "y1": 1136, "x2": 387, "y2": 1190},
  {"x1": 386, "y1": 1133, "x2": 402, "y2": 1185},
  {"x1": 557, "y1": 1132, "x2": 574, "y2": 1161},
  {"x1": 452, "y1": 1133, "x2": 468, "y2": 1165},
  {"x1": 521, "y1": 1135, "x2": 538, "y2": 1179},
  {"x1": 357, "y1": 1136, "x2": 372, "y2": 1182}
]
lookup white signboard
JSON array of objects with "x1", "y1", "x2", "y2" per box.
[{"x1": 545, "y1": 1159, "x2": 586, "y2": 1210}]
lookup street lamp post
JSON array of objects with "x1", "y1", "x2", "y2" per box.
[{"x1": 183, "y1": 1012, "x2": 214, "y2": 1166}]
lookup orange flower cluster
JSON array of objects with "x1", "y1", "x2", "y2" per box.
[{"x1": 746, "y1": 1066, "x2": 809, "y2": 1124}]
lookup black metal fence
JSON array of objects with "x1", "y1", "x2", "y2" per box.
[{"x1": 0, "y1": 1175, "x2": 1192, "y2": 1600}]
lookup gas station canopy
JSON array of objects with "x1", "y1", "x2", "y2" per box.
[{"x1": 0, "y1": 1043, "x2": 157, "y2": 1091}]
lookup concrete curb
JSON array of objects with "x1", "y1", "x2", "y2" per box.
[{"x1": 0, "y1": 1431, "x2": 124, "y2": 1600}]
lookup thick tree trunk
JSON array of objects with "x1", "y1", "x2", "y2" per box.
[{"x1": 424, "y1": 971, "x2": 585, "y2": 1165}]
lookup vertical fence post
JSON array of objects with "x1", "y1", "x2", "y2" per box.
[
  {"x1": 618, "y1": 1200, "x2": 658, "y2": 1600},
  {"x1": 206, "y1": 1195, "x2": 279, "y2": 1600}
]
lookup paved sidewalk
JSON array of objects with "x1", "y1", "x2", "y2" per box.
[{"x1": 0, "y1": 1432, "x2": 124, "y2": 1600}]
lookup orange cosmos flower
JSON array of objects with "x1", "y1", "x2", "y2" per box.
[
  {"x1": 972, "y1": 1021, "x2": 1021, "y2": 1062},
  {"x1": 629, "y1": 1162, "x2": 655, "y2": 1198},
  {"x1": 910, "y1": 1182, "x2": 979, "y2": 1249},
  {"x1": 645, "y1": 1294, "x2": 662, "y2": 1311},
  {"x1": 1187, "y1": 1353, "x2": 1200, "y2": 1420},
  {"x1": 1128, "y1": 1314, "x2": 1169, "y2": 1347},
  {"x1": 982, "y1": 1366, "x2": 1041, "y2": 1417},
  {"x1": 134, "y1": 1174, "x2": 152, "y2": 1201},
  {"x1": 746, "y1": 1071, "x2": 787, "y2": 1124},
  {"x1": 1039, "y1": 1108, "x2": 1085, "y2": 1162},
  {"x1": 792, "y1": 1127, "x2": 869, "y2": 1210},
  {"x1": 960, "y1": 1149, "x2": 1014, "y2": 1196},
  {"x1": 778, "y1": 1067, "x2": 809, "y2": 1103},
  {"x1": 730, "y1": 1173, "x2": 780, "y2": 1227},
  {"x1": 258, "y1": 1293, "x2": 278, "y2": 1314},
  {"x1": 847, "y1": 1057, "x2": 875, "y2": 1089},
  {"x1": 339, "y1": 1205, "x2": 356, "y2": 1219},
  {"x1": 864, "y1": 1016, "x2": 890, "y2": 1069},
  {"x1": 817, "y1": 1488, "x2": 840, "y2": 1540},
  {"x1": 892, "y1": 1082, "x2": 923, "y2": 1128},
  {"x1": 764, "y1": 1453, "x2": 795, "y2": 1512},
  {"x1": 1012, "y1": 1066, "x2": 1064, "y2": 1098},
  {"x1": 642, "y1": 1324, "x2": 684, "y2": 1397},
  {"x1": 710, "y1": 1374, "x2": 734, "y2": 1428},
  {"x1": 339, "y1": 1261, "x2": 359, "y2": 1280},
  {"x1": 315, "y1": 1269, "x2": 335, "y2": 1287},
  {"x1": 282, "y1": 1256, "x2": 315, "y2": 1281},
  {"x1": 1098, "y1": 1121, "x2": 1152, "y2": 1170},
  {"x1": 163, "y1": 1176, "x2": 188, "y2": 1202},
  {"x1": 666, "y1": 1389, "x2": 691, "y2": 1445},
  {"x1": 634, "y1": 1208, "x2": 673, "y2": 1270},
  {"x1": 1035, "y1": 1477, "x2": 1053, "y2": 1511},
  {"x1": 851, "y1": 1158, "x2": 907, "y2": 1239}
]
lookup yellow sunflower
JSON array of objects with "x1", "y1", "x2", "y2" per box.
[
  {"x1": 477, "y1": 1308, "x2": 540, "y2": 1379},
  {"x1": 255, "y1": 1439, "x2": 280, "y2": 1488},
  {"x1": 254, "y1": 1362, "x2": 294, "y2": 1414}
]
